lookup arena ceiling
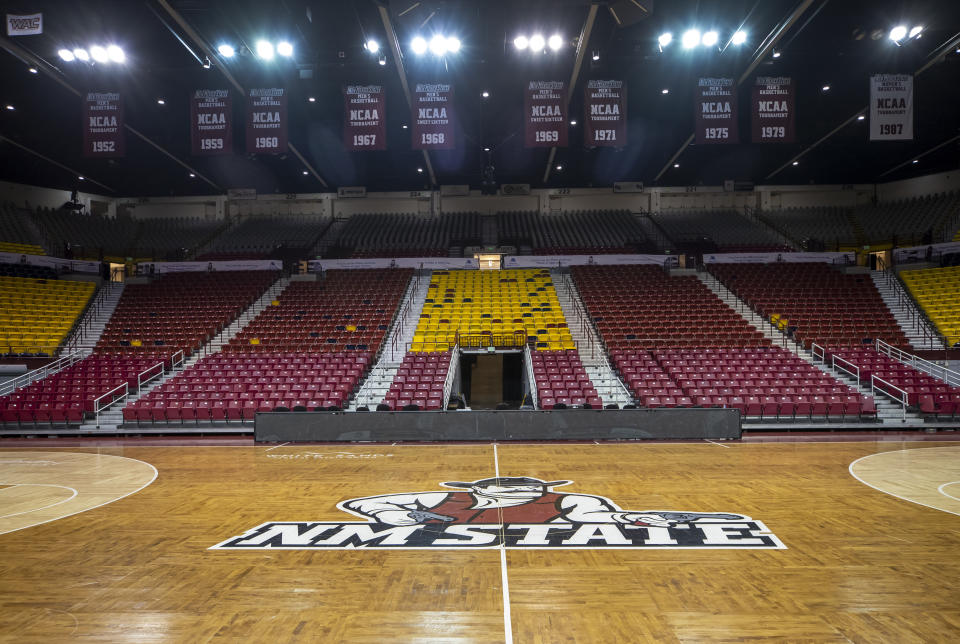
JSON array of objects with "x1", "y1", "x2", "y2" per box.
[{"x1": 1, "y1": 0, "x2": 959, "y2": 197}]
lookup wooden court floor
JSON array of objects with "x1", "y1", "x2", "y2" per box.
[{"x1": 1, "y1": 439, "x2": 959, "y2": 643}]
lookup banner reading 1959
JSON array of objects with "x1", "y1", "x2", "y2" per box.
[
  {"x1": 191, "y1": 90, "x2": 232, "y2": 156},
  {"x1": 345, "y1": 85, "x2": 387, "y2": 151},
  {"x1": 83, "y1": 91, "x2": 124, "y2": 157},
  {"x1": 584, "y1": 80, "x2": 626, "y2": 147},
  {"x1": 246, "y1": 88, "x2": 287, "y2": 154},
  {"x1": 412, "y1": 83, "x2": 454, "y2": 150},
  {"x1": 695, "y1": 78, "x2": 738, "y2": 144},
  {"x1": 525, "y1": 81, "x2": 568, "y2": 148},
  {"x1": 751, "y1": 77, "x2": 795, "y2": 143},
  {"x1": 870, "y1": 74, "x2": 913, "y2": 141}
]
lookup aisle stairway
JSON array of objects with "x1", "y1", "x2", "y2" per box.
[
  {"x1": 870, "y1": 271, "x2": 945, "y2": 351},
  {"x1": 65, "y1": 282, "x2": 125, "y2": 357}
]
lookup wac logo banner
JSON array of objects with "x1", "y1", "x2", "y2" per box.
[
  {"x1": 6, "y1": 13, "x2": 42, "y2": 36},
  {"x1": 212, "y1": 476, "x2": 785, "y2": 550}
]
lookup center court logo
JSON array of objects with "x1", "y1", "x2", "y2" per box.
[{"x1": 211, "y1": 477, "x2": 785, "y2": 550}]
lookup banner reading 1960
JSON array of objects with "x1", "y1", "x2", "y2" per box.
[
  {"x1": 246, "y1": 88, "x2": 287, "y2": 154},
  {"x1": 751, "y1": 77, "x2": 795, "y2": 143},
  {"x1": 584, "y1": 80, "x2": 626, "y2": 147},
  {"x1": 870, "y1": 74, "x2": 913, "y2": 141},
  {"x1": 83, "y1": 91, "x2": 124, "y2": 157},
  {"x1": 525, "y1": 81, "x2": 568, "y2": 148},
  {"x1": 191, "y1": 90, "x2": 232, "y2": 156},
  {"x1": 344, "y1": 85, "x2": 387, "y2": 151},
  {"x1": 412, "y1": 83, "x2": 454, "y2": 150},
  {"x1": 695, "y1": 78, "x2": 738, "y2": 144}
]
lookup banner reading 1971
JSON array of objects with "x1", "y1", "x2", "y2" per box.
[
  {"x1": 584, "y1": 80, "x2": 626, "y2": 147},
  {"x1": 695, "y1": 78, "x2": 738, "y2": 144},
  {"x1": 525, "y1": 81, "x2": 568, "y2": 148},
  {"x1": 751, "y1": 77, "x2": 795, "y2": 143},
  {"x1": 246, "y1": 88, "x2": 287, "y2": 154},
  {"x1": 412, "y1": 83, "x2": 454, "y2": 150},
  {"x1": 191, "y1": 90, "x2": 232, "y2": 156},
  {"x1": 870, "y1": 74, "x2": 913, "y2": 141},
  {"x1": 345, "y1": 85, "x2": 387, "y2": 151},
  {"x1": 83, "y1": 91, "x2": 124, "y2": 157}
]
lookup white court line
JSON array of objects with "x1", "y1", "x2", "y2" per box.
[
  {"x1": 704, "y1": 439, "x2": 731, "y2": 449},
  {"x1": 0, "y1": 484, "x2": 78, "y2": 519},
  {"x1": 493, "y1": 443, "x2": 514, "y2": 644},
  {"x1": 937, "y1": 481, "x2": 960, "y2": 502},
  {"x1": 848, "y1": 447, "x2": 960, "y2": 518},
  {"x1": 263, "y1": 442, "x2": 289, "y2": 452}
]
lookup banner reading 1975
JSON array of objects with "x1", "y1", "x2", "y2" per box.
[
  {"x1": 751, "y1": 77, "x2": 795, "y2": 143},
  {"x1": 344, "y1": 85, "x2": 387, "y2": 151},
  {"x1": 525, "y1": 81, "x2": 568, "y2": 148},
  {"x1": 83, "y1": 91, "x2": 124, "y2": 157},
  {"x1": 584, "y1": 80, "x2": 626, "y2": 147},
  {"x1": 191, "y1": 90, "x2": 232, "y2": 156},
  {"x1": 695, "y1": 78, "x2": 738, "y2": 144},
  {"x1": 412, "y1": 83, "x2": 454, "y2": 150},
  {"x1": 246, "y1": 88, "x2": 287, "y2": 154}
]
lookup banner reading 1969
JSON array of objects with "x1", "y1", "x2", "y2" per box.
[
  {"x1": 246, "y1": 88, "x2": 287, "y2": 154},
  {"x1": 525, "y1": 81, "x2": 568, "y2": 148},
  {"x1": 412, "y1": 83, "x2": 454, "y2": 150},
  {"x1": 870, "y1": 74, "x2": 913, "y2": 141},
  {"x1": 695, "y1": 78, "x2": 738, "y2": 144},
  {"x1": 83, "y1": 91, "x2": 124, "y2": 157},
  {"x1": 191, "y1": 90, "x2": 232, "y2": 156},
  {"x1": 584, "y1": 80, "x2": 626, "y2": 147},
  {"x1": 345, "y1": 85, "x2": 387, "y2": 151},
  {"x1": 751, "y1": 77, "x2": 795, "y2": 143}
]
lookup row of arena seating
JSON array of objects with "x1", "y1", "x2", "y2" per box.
[
  {"x1": 201, "y1": 214, "x2": 330, "y2": 258},
  {"x1": 381, "y1": 351, "x2": 451, "y2": 410},
  {"x1": 336, "y1": 212, "x2": 482, "y2": 257},
  {"x1": 829, "y1": 347, "x2": 960, "y2": 409},
  {"x1": 496, "y1": 210, "x2": 649, "y2": 253},
  {"x1": 650, "y1": 209, "x2": 789, "y2": 252},
  {"x1": 900, "y1": 266, "x2": 960, "y2": 346},
  {"x1": 531, "y1": 349, "x2": 602, "y2": 409},
  {"x1": 0, "y1": 203, "x2": 45, "y2": 254},
  {"x1": 0, "y1": 269, "x2": 94, "y2": 356},
  {"x1": 761, "y1": 206, "x2": 856, "y2": 248}
]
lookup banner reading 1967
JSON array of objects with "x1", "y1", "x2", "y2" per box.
[
  {"x1": 751, "y1": 77, "x2": 795, "y2": 143},
  {"x1": 695, "y1": 78, "x2": 738, "y2": 144},
  {"x1": 246, "y1": 88, "x2": 287, "y2": 154},
  {"x1": 83, "y1": 91, "x2": 124, "y2": 157},
  {"x1": 345, "y1": 85, "x2": 387, "y2": 151},
  {"x1": 870, "y1": 74, "x2": 913, "y2": 141},
  {"x1": 525, "y1": 81, "x2": 568, "y2": 148},
  {"x1": 412, "y1": 83, "x2": 454, "y2": 150},
  {"x1": 584, "y1": 80, "x2": 626, "y2": 147},
  {"x1": 191, "y1": 90, "x2": 232, "y2": 156}
]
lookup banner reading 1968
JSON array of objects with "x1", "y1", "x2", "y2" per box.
[
  {"x1": 83, "y1": 91, "x2": 124, "y2": 157},
  {"x1": 246, "y1": 88, "x2": 287, "y2": 154},
  {"x1": 695, "y1": 78, "x2": 738, "y2": 144},
  {"x1": 191, "y1": 90, "x2": 232, "y2": 156},
  {"x1": 870, "y1": 74, "x2": 913, "y2": 141},
  {"x1": 345, "y1": 85, "x2": 387, "y2": 151},
  {"x1": 412, "y1": 83, "x2": 454, "y2": 150},
  {"x1": 751, "y1": 77, "x2": 795, "y2": 143},
  {"x1": 584, "y1": 80, "x2": 626, "y2": 147},
  {"x1": 525, "y1": 81, "x2": 568, "y2": 148}
]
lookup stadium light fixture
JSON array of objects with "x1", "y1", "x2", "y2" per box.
[
  {"x1": 106, "y1": 45, "x2": 125, "y2": 63},
  {"x1": 483, "y1": 147, "x2": 490, "y2": 152},
  {"x1": 481, "y1": 91, "x2": 489, "y2": 98},
  {"x1": 411, "y1": 36, "x2": 427, "y2": 55},
  {"x1": 912, "y1": 159, "x2": 918, "y2": 164},
  {"x1": 591, "y1": 50, "x2": 599, "y2": 61},
  {"x1": 78, "y1": 176, "x2": 84, "y2": 180},
  {"x1": 379, "y1": 54, "x2": 386, "y2": 65},
  {"x1": 58, "y1": 49, "x2": 75, "y2": 61},
  {"x1": 658, "y1": 32, "x2": 672, "y2": 48},
  {"x1": 514, "y1": 35, "x2": 529, "y2": 50},
  {"x1": 417, "y1": 167, "x2": 424, "y2": 173},
  {"x1": 792, "y1": 161, "x2": 799, "y2": 166},
  {"x1": 429, "y1": 34, "x2": 447, "y2": 56},
  {"x1": 555, "y1": 165, "x2": 563, "y2": 171},
  {"x1": 189, "y1": 173, "x2": 195, "y2": 178},
  {"x1": 570, "y1": 119, "x2": 577, "y2": 126},
  {"x1": 402, "y1": 124, "x2": 408, "y2": 129},
  {"x1": 673, "y1": 163, "x2": 680, "y2": 168},
  {"x1": 548, "y1": 34, "x2": 563, "y2": 51},
  {"x1": 90, "y1": 45, "x2": 108, "y2": 63},
  {"x1": 857, "y1": 114, "x2": 865, "y2": 121},
  {"x1": 681, "y1": 29, "x2": 700, "y2": 49},
  {"x1": 821, "y1": 84, "x2": 830, "y2": 91},
  {"x1": 701, "y1": 31, "x2": 719, "y2": 47},
  {"x1": 302, "y1": 170, "x2": 309, "y2": 175},
  {"x1": 157, "y1": 98, "x2": 165, "y2": 105},
  {"x1": 447, "y1": 37, "x2": 461, "y2": 53},
  {"x1": 889, "y1": 25, "x2": 907, "y2": 42},
  {"x1": 28, "y1": 67, "x2": 37, "y2": 73},
  {"x1": 308, "y1": 96, "x2": 316, "y2": 102},
  {"x1": 217, "y1": 44, "x2": 235, "y2": 58},
  {"x1": 529, "y1": 34, "x2": 545, "y2": 51},
  {"x1": 661, "y1": 88, "x2": 669, "y2": 94},
  {"x1": 731, "y1": 30, "x2": 747, "y2": 45},
  {"x1": 365, "y1": 39, "x2": 380, "y2": 53},
  {"x1": 4, "y1": 105, "x2": 13, "y2": 111},
  {"x1": 276, "y1": 41, "x2": 294, "y2": 57},
  {"x1": 256, "y1": 40, "x2": 274, "y2": 60},
  {"x1": 909, "y1": 26, "x2": 923, "y2": 38}
]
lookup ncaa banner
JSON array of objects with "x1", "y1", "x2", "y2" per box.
[
  {"x1": 870, "y1": 74, "x2": 913, "y2": 141},
  {"x1": 344, "y1": 85, "x2": 387, "y2": 151},
  {"x1": 83, "y1": 91, "x2": 124, "y2": 157},
  {"x1": 695, "y1": 78, "x2": 738, "y2": 144},
  {"x1": 525, "y1": 81, "x2": 568, "y2": 148},
  {"x1": 246, "y1": 88, "x2": 287, "y2": 154},
  {"x1": 412, "y1": 83, "x2": 455, "y2": 150},
  {"x1": 584, "y1": 80, "x2": 626, "y2": 147},
  {"x1": 6, "y1": 13, "x2": 42, "y2": 35},
  {"x1": 190, "y1": 90, "x2": 232, "y2": 156},
  {"x1": 751, "y1": 77, "x2": 795, "y2": 143}
]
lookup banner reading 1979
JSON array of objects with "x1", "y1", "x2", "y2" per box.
[
  {"x1": 412, "y1": 83, "x2": 454, "y2": 150},
  {"x1": 246, "y1": 88, "x2": 287, "y2": 154},
  {"x1": 695, "y1": 78, "x2": 738, "y2": 144},
  {"x1": 345, "y1": 85, "x2": 387, "y2": 151},
  {"x1": 525, "y1": 81, "x2": 568, "y2": 148},
  {"x1": 584, "y1": 80, "x2": 626, "y2": 147},
  {"x1": 191, "y1": 90, "x2": 232, "y2": 156},
  {"x1": 83, "y1": 91, "x2": 124, "y2": 157},
  {"x1": 751, "y1": 77, "x2": 795, "y2": 143}
]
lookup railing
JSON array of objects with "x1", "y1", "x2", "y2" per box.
[
  {"x1": 831, "y1": 354, "x2": 861, "y2": 384},
  {"x1": 556, "y1": 270, "x2": 596, "y2": 360},
  {"x1": 870, "y1": 374, "x2": 907, "y2": 420},
  {"x1": 457, "y1": 331, "x2": 528, "y2": 350},
  {"x1": 701, "y1": 268, "x2": 795, "y2": 349},
  {"x1": 811, "y1": 342, "x2": 826, "y2": 364},
  {"x1": 875, "y1": 338, "x2": 960, "y2": 388},
  {"x1": 0, "y1": 351, "x2": 84, "y2": 397},
  {"x1": 137, "y1": 361, "x2": 165, "y2": 394},
  {"x1": 171, "y1": 349, "x2": 185, "y2": 370},
  {"x1": 64, "y1": 281, "x2": 118, "y2": 355},
  {"x1": 523, "y1": 343, "x2": 539, "y2": 409},
  {"x1": 745, "y1": 205, "x2": 800, "y2": 251},
  {"x1": 441, "y1": 344, "x2": 460, "y2": 410},
  {"x1": 93, "y1": 382, "x2": 129, "y2": 428},
  {"x1": 389, "y1": 270, "x2": 424, "y2": 362},
  {"x1": 875, "y1": 256, "x2": 946, "y2": 350}
]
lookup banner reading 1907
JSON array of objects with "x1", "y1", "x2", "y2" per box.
[
  {"x1": 751, "y1": 77, "x2": 795, "y2": 143},
  {"x1": 83, "y1": 91, "x2": 124, "y2": 157},
  {"x1": 584, "y1": 80, "x2": 626, "y2": 147},
  {"x1": 525, "y1": 81, "x2": 568, "y2": 148},
  {"x1": 191, "y1": 90, "x2": 232, "y2": 156},
  {"x1": 412, "y1": 83, "x2": 454, "y2": 150},
  {"x1": 695, "y1": 78, "x2": 738, "y2": 144},
  {"x1": 344, "y1": 85, "x2": 387, "y2": 151},
  {"x1": 246, "y1": 88, "x2": 287, "y2": 154}
]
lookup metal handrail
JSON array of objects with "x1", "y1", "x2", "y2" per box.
[
  {"x1": 811, "y1": 342, "x2": 826, "y2": 364},
  {"x1": 137, "y1": 362, "x2": 165, "y2": 394},
  {"x1": 875, "y1": 338, "x2": 960, "y2": 387},
  {"x1": 0, "y1": 351, "x2": 84, "y2": 397},
  {"x1": 876, "y1": 256, "x2": 946, "y2": 350},
  {"x1": 831, "y1": 354, "x2": 861, "y2": 383},
  {"x1": 171, "y1": 349, "x2": 185, "y2": 370},
  {"x1": 93, "y1": 382, "x2": 129, "y2": 428},
  {"x1": 870, "y1": 374, "x2": 907, "y2": 420},
  {"x1": 523, "y1": 343, "x2": 539, "y2": 409},
  {"x1": 441, "y1": 344, "x2": 459, "y2": 410}
]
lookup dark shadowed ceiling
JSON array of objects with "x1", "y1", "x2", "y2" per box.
[{"x1": 1, "y1": 0, "x2": 959, "y2": 197}]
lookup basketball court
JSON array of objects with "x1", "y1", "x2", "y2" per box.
[{"x1": 2, "y1": 437, "x2": 959, "y2": 642}]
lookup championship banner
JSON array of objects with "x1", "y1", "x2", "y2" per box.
[
  {"x1": 83, "y1": 91, "x2": 124, "y2": 157},
  {"x1": 6, "y1": 13, "x2": 42, "y2": 35},
  {"x1": 870, "y1": 74, "x2": 913, "y2": 141},
  {"x1": 694, "y1": 78, "x2": 738, "y2": 144},
  {"x1": 344, "y1": 85, "x2": 387, "y2": 151},
  {"x1": 246, "y1": 88, "x2": 287, "y2": 154},
  {"x1": 751, "y1": 77, "x2": 795, "y2": 143},
  {"x1": 412, "y1": 83, "x2": 454, "y2": 150},
  {"x1": 191, "y1": 90, "x2": 232, "y2": 156},
  {"x1": 525, "y1": 81, "x2": 567, "y2": 148},
  {"x1": 584, "y1": 80, "x2": 626, "y2": 147}
]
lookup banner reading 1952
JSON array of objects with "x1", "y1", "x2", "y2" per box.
[
  {"x1": 345, "y1": 85, "x2": 387, "y2": 151},
  {"x1": 695, "y1": 78, "x2": 738, "y2": 144},
  {"x1": 246, "y1": 88, "x2": 287, "y2": 154},
  {"x1": 191, "y1": 90, "x2": 232, "y2": 156},
  {"x1": 83, "y1": 91, "x2": 124, "y2": 157},
  {"x1": 412, "y1": 83, "x2": 454, "y2": 150},
  {"x1": 584, "y1": 80, "x2": 626, "y2": 147},
  {"x1": 525, "y1": 81, "x2": 568, "y2": 148},
  {"x1": 751, "y1": 77, "x2": 794, "y2": 143}
]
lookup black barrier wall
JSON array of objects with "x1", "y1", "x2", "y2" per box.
[{"x1": 255, "y1": 409, "x2": 741, "y2": 442}]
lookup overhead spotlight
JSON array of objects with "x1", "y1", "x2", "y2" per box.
[
  {"x1": 302, "y1": 170, "x2": 309, "y2": 175},
  {"x1": 548, "y1": 34, "x2": 563, "y2": 51},
  {"x1": 483, "y1": 147, "x2": 490, "y2": 152},
  {"x1": 308, "y1": 96, "x2": 316, "y2": 102},
  {"x1": 673, "y1": 163, "x2": 680, "y2": 168},
  {"x1": 429, "y1": 34, "x2": 447, "y2": 56},
  {"x1": 822, "y1": 85, "x2": 830, "y2": 91},
  {"x1": 417, "y1": 167, "x2": 424, "y2": 174},
  {"x1": 447, "y1": 37, "x2": 461, "y2": 53},
  {"x1": 365, "y1": 39, "x2": 380, "y2": 53},
  {"x1": 912, "y1": 159, "x2": 918, "y2": 164},
  {"x1": 202, "y1": 56, "x2": 211, "y2": 69},
  {"x1": 189, "y1": 173, "x2": 195, "y2": 178},
  {"x1": 772, "y1": 50, "x2": 781, "y2": 58},
  {"x1": 658, "y1": 32, "x2": 672, "y2": 48},
  {"x1": 411, "y1": 36, "x2": 427, "y2": 55},
  {"x1": 58, "y1": 48, "x2": 75, "y2": 61},
  {"x1": 857, "y1": 114, "x2": 865, "y2": 121},
  {"x1": 909, "y1": 26, "x2": 923, "y2": 38},
  {"x1": 529, "y1": 34, "x2": 545, "y2": 51},
  {"x1": 255, "y1": 40, "x2": 274, "y2": 60},
  {"x1": 106, "y1": 45, "x2": 125, "y2": 63},
  {"x1": 514, "y1": 35, "x2": 529, "y2": 50},
  {"x1": 217, "y1": 44, "x2": 235, "y2": 58},
  {"x1": 78, "y1": 176, "x2": 85, "y2": 180},
  {"x1": 661, "y1": 88, "x2": 669, "y2": 94},
  {"x1": 74, "y1": 48, "x2": 89, "y2": 61},
  {"x1": 277, "y1": 41, "x2": 294, "y2": 57},
  {"x1": 731, "y1": 30, "x2": 747, "y2": 45},
  {"x1": 570, "y1": 119, "x2": 577, "y2": 126},
  {"x1": 591, "y1": 50, "x2": 599, "y2": 61},
  {"x1": 90, "y1": 45, "x2": 108, "y2": 63},
  {"x1": 28, "y1": 67, "x2": 37, "y2": 73},
  {"x1": 157, "y1": 98, "x2": 166, "y2": 105},
  {"x1": 555, "y1": 165, "x2": 563, "y2": 171},
  {"x1": 379, "y1": 54, "x2": 386, "y2": 65},
  {"x1": 4, "y1": 105, "x2": 14, "y2": 111},
  {"x1": 889, "y1": 25, "x2": 907, "y2": 42},
  {"x1": 702, "y1": 31, "x2": 719, "y2": 47},
  {"x1": 481, "y1": 91, "x2": 489, "y2": 98},
  {"x1": 681, "y1": 29, "x2": 701, "y2": 49},
  {"x1": 402, "y1": 124, "x2": 408, "y2": 129},
  {"x1": 792, "y1": 161, "x2": 799, "y2": 166}
]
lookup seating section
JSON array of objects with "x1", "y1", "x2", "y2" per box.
[
  {"x1": 0, "y1": 203, "x2": 45, "y2": 254},
  {"x1": 135, "y1": 217, "x2": 224, "y2": 260},
  {"x1": 333, "y1": 212, "x2": 481, "y2": 258},
  {"x1": 708, "y1": 262, "x2": 909, "y2": 350},
  {"x1": 497, "y1": 210, "x2": 648, "y2": 254},
  {"x1": 33, "y1": 208, "x2": 140, "y2": 258},
  {"x1": 412, "y1": 269, "x2": 574, "y2": 351},
  {"x1": 853, "y1": 192, "x2": 960, "y2": 245},
  {"x1": 0, "y1": 270, "x2": 94, "y2": 356},
  {"x1": 0, "y1": 262, "x2": 57, "y2": 280},
  {"x1": 531, "y1": 349, "x2": 601, "y2": 410},
  {"x1": 651, "y1": 210, "x2": 788, "y2": 252},
  {"x1": 202, "y1": 214, "x2": 329, "y2": 259},
  {"x1": 381, "y1": 351, "x2": 452, "y2": 411},
  {"x1": 760, "y1": 206, "x2": 857, "y2": 249},
  {"x1": 900, "y1": 266, "x2": 960, "y2": 346}
]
